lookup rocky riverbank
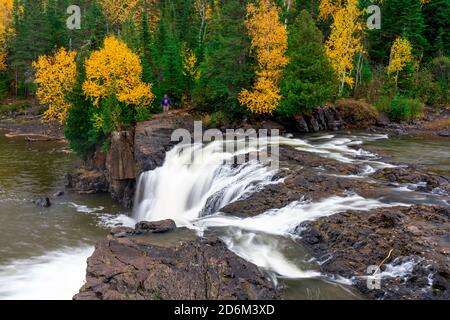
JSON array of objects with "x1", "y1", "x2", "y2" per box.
[
  {"x1": 297, "y1": 205, "x2": 450, "y2": 300},
  {"x1": 74, "y1": 220, "x2": 280, "y2": 300}
]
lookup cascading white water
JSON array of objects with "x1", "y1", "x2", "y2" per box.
[
  {"x1": 132, "y1": 134, "x2": 404, "y2": 280},
  {"x1": 133, "y1": 139, "x2": 282, "y2": 226},
  {"x1": 0, "y1": 246, "x2": 93, "y2": 300}
]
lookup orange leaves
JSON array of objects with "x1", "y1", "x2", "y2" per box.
[
  {"x1": 98, "y1": 0, "x2": 140, "y2": 26},
  {"x1": 32, "y1": 48, "x2": 78, "y2": 124},
  {"x1": 83, "y1": 36, "x2": 154, "y2": 107},
  {"x1": 239, "y1": 0, "x2": 288, "y2": 114},
  {"x1": 322, "y1": 0, "x2": 364, "y2": 93},
  {"x1": 239, "y1": 76, "x2": 281, "y2": 115},
  {"x1": 0, "y1": 0, "x2": 14, "y2": 71}
]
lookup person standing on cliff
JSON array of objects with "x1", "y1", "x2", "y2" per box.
[{"x1": 161, "y1": 94, "x2": 172, "y2": 113}]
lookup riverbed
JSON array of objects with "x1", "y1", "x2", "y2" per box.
[{"x1": 0, "y1": 131, "x2": 448, "y2": 300}]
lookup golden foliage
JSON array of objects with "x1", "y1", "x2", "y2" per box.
[
  {"x1": 98, "y1": 0, "x2": 140, "y2": 26},
  {"x1": 388, "y1": 37, "x2": 413, "y2": 83},
  {"x1": 98, "y1": 0, "x2": 159, "y2": 31},
  {"x1": 239, "y1": 0, "x2": 288, "y2": 114},
  {"x1": 182, "y1": 45, "x2": 199, "y2": 80},
  {"x1": 83, "y1": 35, "x2": 154, "y2": 107},
  {"x1": 0, "y1": 0, "x2": 14, "y2": 71},
  {"x1": 195, "y1": 0, "x2": 212, "y2": 20},
  {"x1": 324, "y1": 0, "x2": 364, "y2": 92},
  {"x1": 318, "y1": 0, "x2": 345, "y2": 20},
  {"x1": 32, "y1": 48, "x2": 78, "y2": 124},
  {"x1": 239, "y1": 77, "x2": 282, "y2": 114}
]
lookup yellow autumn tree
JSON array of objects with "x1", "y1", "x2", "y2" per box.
[
  {"x1": 239, "y1": 0, "x2": 288, "y2": 114},
  {"x1": 322, "y1": 0, "x2": 364, "y2": 94},
  {"x1": 98, "y1": 0, "x2": 140, "y2": 27},
  {"x1": 318, "y1": 0, "x2": 345, "y2": 20},
  {"x1": 388, "y1": 37, "x2": 413, "y2": 86},
  {"x1": 32, "y1": 48, "x2": 78, "y2": 124},
  {"x1": 0, "y1": 0, "x2": 14, "y2": 71},
  {"x1": 83, "y1": 35, "x2": 154, "y2": 108},
  {"x1": 182, "y1": 45, "x2": 199, "y2": 80}
]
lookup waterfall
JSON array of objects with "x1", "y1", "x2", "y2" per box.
[
  {"x1": 132, "y1": 134, "x2": 401, "y2": 280},
  {"x1": 133, "y1": 139, "x2": 282, "y2": 226}
]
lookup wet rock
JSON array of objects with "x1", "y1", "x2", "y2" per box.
[
  {"x1": 110, "y1": 227, "x2": 136, "y2": 238},
  {"x1": 323, "y1": 106, "x2": 343, "y2": 131},
  {"x1": 221, "y1": 146, "x2": 376, "y2": 217},
  {"x1": 371, "y1": 167, "x2": 450, "y2": 194},
  {"x1": 135, "y1": 219, "x2": 177, "y2": 234},
  {"x1": 305, "y1": 114, "x2": 320, "y2": 132},
  {"x1": 74, "y1": 227, "x2": 280, "y2": 300},
  {"x1": 297, "y1": 205, "x2": 450, "y2": 300},
  {"x1": 64, "y1": 169, "x2": 108, "y2": 194},
  {"x1": 32, "y1": 197, "x2": 51, "y2": 208},
  {"x1": 295, "y1": 114, "x2": 309, "y2": 133},
  {"x1": 376, "y1": 112, "x2": 391, "y2": 127},
  {"x1": 109, "y1": 179, "x2": 135, "y2": 209},
  {"x1": 53, "y1": 191, "x2": 64, "y2": 197}
]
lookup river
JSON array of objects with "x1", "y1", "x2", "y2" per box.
[{"x1": 0, "y1": 131, "x2": 448, "y2": 300}]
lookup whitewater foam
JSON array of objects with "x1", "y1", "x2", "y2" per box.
[{"x1": 0, "y1": 246, "x2": 93, "y2": 300}]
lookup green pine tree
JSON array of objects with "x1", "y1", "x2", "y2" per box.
[
  {"x1": 193, "y1": 0, "x2": 254, "y2": 117},
  {"x1": 369, "y1": 0, "x2": 428, "y2": 63},
  {"x1": 279, "y1": 10, "x2": 337, "y2": 115},
  {"x1": 423, "y1": 0, "x2": 450, "y2": 57}
]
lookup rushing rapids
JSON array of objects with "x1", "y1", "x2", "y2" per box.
[{"x1": 132, "y1": 134, "x2": 410, "y2": 281}]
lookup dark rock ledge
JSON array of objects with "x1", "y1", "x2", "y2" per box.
[
  {"x1": 74, "y1": 220, "x2": 280, "y2": 300},
  {"x1": 297, "y1": 205, "x2": 450, "y2": 300}
]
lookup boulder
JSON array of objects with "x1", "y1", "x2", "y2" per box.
[
  {"x1": 64, "y1": 169, "x2": 109, "y2": 194},
  {"x1": 74, "y1": 226, "x2": 280, "y2": 300},
  {"x1": 53, "y1": 191, "x2": 64, "y2": 197},
  {"x1": 135, "y1": 219, "x2": 177, "y2": 234},
  {"x1": 32, "y1": 197, "x2": 51, "y2": 208}
]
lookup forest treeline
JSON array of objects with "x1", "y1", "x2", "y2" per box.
[{"x1": 0, "y1": 0, "x2": 448, "y2": 158}]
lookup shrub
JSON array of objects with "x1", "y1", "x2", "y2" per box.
[
  {"x1": 374, "y1": 96, "x2": 392, "y2": 113},
  {"x1": 412, "y1": 67, "x2": 442, "y2": 105},
  {"x1": 205, "y1": 111, "x2": 229, "y2": 128},
  {"x1": 429, "y1": 56, "x2": 450, "y2": 104},
  {"x1": 388, "y1": 95, "x2": 424, "y2": 121},
  {"x1": 334, "y1": 98, "x2": 379, "y2": 127}
]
